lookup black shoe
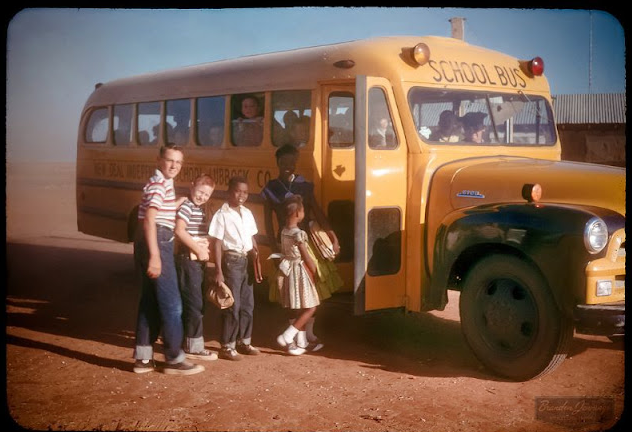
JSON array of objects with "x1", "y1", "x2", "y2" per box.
[
  {"x1": 133, "y1": 359, "x2": 156, "y2": 374},
  {"x1": 162, "y1": 360, "x2": 205, "y2": 375},
  {"x1": 236, "y1": 344, "x2": 261, "y2": 356},
  {"x1": 218, "y1": 347, "x2": 243, "y2": 361}
]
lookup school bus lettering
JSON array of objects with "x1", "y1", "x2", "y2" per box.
[
  {"x1": 257, "y1": 169, "x2": 272, "y2": 189},
  {"x1": 429, "y1": 60, "x2": 526, "y2": 88}
]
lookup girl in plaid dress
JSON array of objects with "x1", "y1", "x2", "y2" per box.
[{"x1": 275, "y1": 195, "x2": 320, "y2": 356}]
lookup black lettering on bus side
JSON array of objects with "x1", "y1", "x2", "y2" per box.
[{"x1": 257, "y1": 170, "x2": 272, "y2": 188}]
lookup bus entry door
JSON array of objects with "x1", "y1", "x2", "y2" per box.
[{"x1": 354, "y1": 76, "x2": 407, "y2": 314}]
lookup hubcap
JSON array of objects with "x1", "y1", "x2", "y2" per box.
[{"x1": 477, "y1": 278, "x2": 537, "y2": 354}]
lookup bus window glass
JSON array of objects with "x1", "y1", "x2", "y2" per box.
[
  {"x1": 113, "y1": 104, "x2": 133, "y2": 146},
  {"x1": 231, "y1": 93, "x2": 264, "y2": 147},
  {"x1": 328, "y1": 92, "x2": 354, "y2": 148},
  {"x1": 407, "y1": 88, "x2": 556, "y2": 146},
  {"x1": 271, "y1": 90, "x2": 312, "y2": 148},
  {"x1": 197, "y1": 96, "x2": 225, "y2": 147},
  {"x1": 166, "y1": 99, "x2": 191, "y2": 145},
  {"x1": 85, "y1": 108, "x2": 109, "y2": 143},
  {"x1": 368, "y1": 87, "x2": 398, "y2": 149},
  {"x1": 138, "y1": 102, "x2": 161, "y2": 146}
]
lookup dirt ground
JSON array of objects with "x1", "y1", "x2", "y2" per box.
[{"x1": 4, "y1": 163, "x2": 625, "y2": 432}]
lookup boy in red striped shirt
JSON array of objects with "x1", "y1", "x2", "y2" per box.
[{"x1": 132, "y1": 144, "x2": 204, "y2": 375}]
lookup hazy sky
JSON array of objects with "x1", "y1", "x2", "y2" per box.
[{"x1": 6, "y1": 7, "x2": 626, "y2": 162}]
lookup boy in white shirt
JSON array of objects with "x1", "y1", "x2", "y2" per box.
[{"x1": 208, "y1": 176, "x2": 263, "y2": 360}]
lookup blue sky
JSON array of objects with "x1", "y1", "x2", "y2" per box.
[{"x1": 6, "y1": 7, "x2": 625, "y2": 162}]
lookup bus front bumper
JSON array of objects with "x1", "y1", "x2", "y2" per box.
[{"x1": 574, "y1": 302, "x2": 625, "y2": 336}]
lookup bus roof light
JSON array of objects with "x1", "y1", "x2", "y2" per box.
[
  {"x1": 333, "y1": 60, "x2": 355, "y2": 69},
  {"x1": 529, "y1": 57, "x2": 544, "y2": 76},
  {"x1": 413, "y1": 43, "x2": 431, "y2": 66}
]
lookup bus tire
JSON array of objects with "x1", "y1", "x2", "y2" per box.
[{"x1": 459, "y1": 255, "x2": 572, "y2": 381}]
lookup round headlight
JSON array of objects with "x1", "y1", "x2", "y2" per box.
[{"x1": 584, "y1": 217, "x2": 608, "y2": 254}]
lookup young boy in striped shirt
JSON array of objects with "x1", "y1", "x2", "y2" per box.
[
  {"x1": 133, "y1": 144, "x2": 204, "y2": 375},
  {"x1": 175, "y1": 174, "x2": 217, "y2": 361}
]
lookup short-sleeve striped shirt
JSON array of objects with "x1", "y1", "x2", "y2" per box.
[
  {"x1": 138, "y1": 169, "x2": 178, "y2": 230},
  {"x1": 176, "y1": 198, "x2": 208, "y2": 236}
]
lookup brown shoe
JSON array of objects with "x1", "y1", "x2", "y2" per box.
[{"x1": 236, "y1": 344, "x2": 261, "y2": 356}]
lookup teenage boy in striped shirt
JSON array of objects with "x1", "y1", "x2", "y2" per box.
[{"x1": 132, "y1": 144, "x2": 204, "y2": 375}]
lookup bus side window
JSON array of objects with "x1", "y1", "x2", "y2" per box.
[
  {"x1": 328, "y1": 92, "x2": 354, "y2": 148},
  {"x1": 231, "y1": 93, "x2": 264, "y2": 147},
  {"x1": 113, "y1": 104, "x2": 133, "y2": 146},
  {"x1": 271, "y1": 90, "x2": 312, "y2": 147},
  {"x1": 368, "y1": 87, "x2": 398, "y2": 149},
  {"x1": 166, "y1": 99, "x2": 191, "y2": 146},
  {"x1": 138, "y1": 102, "x2": 160, "y2": 146},
  {"x1": 85, "y1": 107, "x2": 109, "y2": 143},
  {"x1": 197, "y1": 96, "x2": 225, "y2": 147}
]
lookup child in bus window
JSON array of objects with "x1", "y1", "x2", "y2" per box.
[
  {"x1": 232, "y1": 94, "x2": 263, "y2": 146},
  {"x1": 461, "y1": 112, "x2": 487, "y2": 144},
  {"x1": 430, "y1": 110, "x2": 461, "y2": 142}
]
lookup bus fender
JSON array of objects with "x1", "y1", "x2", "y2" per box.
[{"x1": 426, "y1": 203, "x2": 622, "y2": 316}]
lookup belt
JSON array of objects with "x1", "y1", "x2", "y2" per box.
[{"x1": 223, "y1": 250, "x2": 248, "y2": 258}]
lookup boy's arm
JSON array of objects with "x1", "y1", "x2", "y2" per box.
[
  {"x1": 251, "y1": 236, "x2": 263, "y2": 283},
  {"x1": 144, "y1": 207, "x2": 161, "y2": 278},
  {"x1": 175, "y1": 219, "x2": 210, "y2": 261},
  {"x1": 212, "y1": 236, "x2": 224, "y2": 286}
]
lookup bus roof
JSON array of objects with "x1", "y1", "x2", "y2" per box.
[{"x1": 84, "y1": 36, "x2": 551, "y2": 108}]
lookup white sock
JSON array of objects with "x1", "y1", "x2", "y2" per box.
[
  {"x1": 306, "y1": 317, "x2": 317, "y2": 342},
  {"x1": 282, "y1": 325, "x2": 299, "y2": 344},
  {"x1": 296, "y1": 331, "x2": 308, "y2": 349}
]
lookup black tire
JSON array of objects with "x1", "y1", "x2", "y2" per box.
[{"x1": 460, "y1": 255, "x2": 573, "y2": 381}]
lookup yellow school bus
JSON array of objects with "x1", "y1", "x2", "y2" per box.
[{"x1": 76, "y1": 35, "x2": 625, "y2": 381}]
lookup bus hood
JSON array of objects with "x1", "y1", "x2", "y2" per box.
[{"x1": 433, "y1": 156, "x2": 626, "y2": 216}]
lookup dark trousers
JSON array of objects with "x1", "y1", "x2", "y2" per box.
[
  {"x1": 133, "y1": 225, "x2": 185, "y2": 364},
  {"x1": 176, "y1": 255, "x2": 206, "y2": 352},
  {"x1": 220, "y1": 252, "x2": 254, "y2": 346}
]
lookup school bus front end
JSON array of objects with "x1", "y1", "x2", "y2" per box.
[
  {"x1": 423, "y1": 157, "x2": 625, "y2": 380},
  {"x1": 349, "y1": 36, "x2": 626, "y2": 380}
]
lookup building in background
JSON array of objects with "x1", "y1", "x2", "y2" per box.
[{"x1": 554, "y1": 93, "x2": 625, "y2": 167}]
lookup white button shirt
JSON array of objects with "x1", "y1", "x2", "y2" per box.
[{"x1": 208, "y1": 202, "x2": 258, "y2": 254}]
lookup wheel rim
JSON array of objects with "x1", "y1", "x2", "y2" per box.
[{"x1": 474, "y1": 278, "x2": 538, "y2": 356}]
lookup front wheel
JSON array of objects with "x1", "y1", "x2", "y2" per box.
[{"x1": 460, "y1": 255, "x2": 572, "y2": 381}]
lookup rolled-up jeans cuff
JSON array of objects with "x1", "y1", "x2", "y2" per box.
[
  {"x1": 134, "y1": 345, "x2": 153, "y2": 361},
  {"x1": 186, "y1": 336, "x2": 205, "y2": 353}
]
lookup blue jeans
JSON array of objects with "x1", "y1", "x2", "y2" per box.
[
  {"x1": 221, "y1": 252, "x2": 254, "y2": 347},
  {"x1": 133, "y1": 225, "x2": 185, "y2": 364},
  {"x1": 176, "y1": 254, "x2": 206, "y2": 353}
]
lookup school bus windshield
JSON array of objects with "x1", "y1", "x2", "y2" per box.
[{"x1": 408, "y1": 88, "x2": 557, "y2": 146}]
